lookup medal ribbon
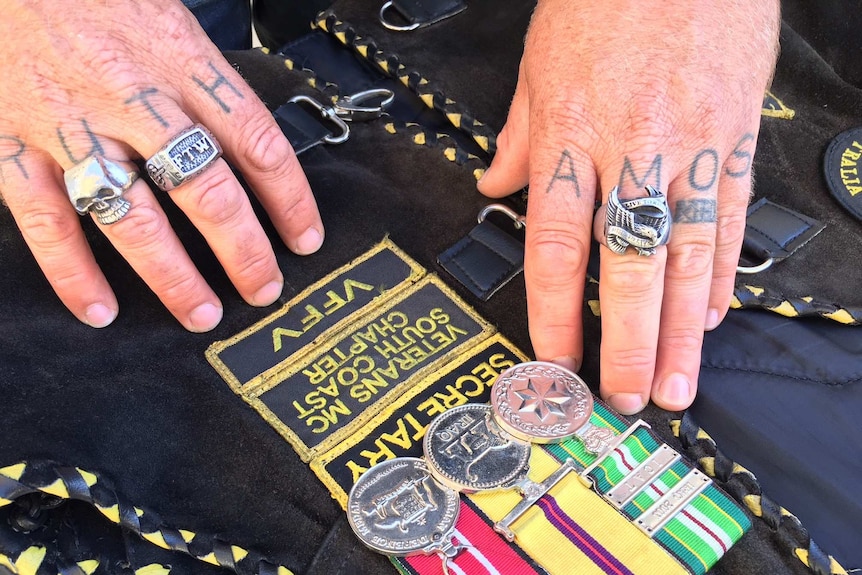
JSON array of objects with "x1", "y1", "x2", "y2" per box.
[{"x1": 394, "y1": 401, "x2": 750, "y2": 575}]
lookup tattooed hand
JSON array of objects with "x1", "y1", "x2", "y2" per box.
[
  {"x1": 478, "y1": 0, "x2": 781, "y2": 414},
  {"x1": 0, "y1": 0, "x2": 322, "y2": 331}
]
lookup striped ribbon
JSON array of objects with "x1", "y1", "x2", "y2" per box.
[{"x1": 392, "y1": 400, "x2": 749, "y2": 575}]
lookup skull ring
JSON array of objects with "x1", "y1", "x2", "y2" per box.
[{"x1": 64, "y1": 156, "x2": 138, "y2": 225}]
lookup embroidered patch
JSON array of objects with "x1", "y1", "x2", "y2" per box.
[
  {"x1": 208, "y1": 240, "x2": 494, "y2": 462},
  {"x1": 823, "y1": 127, "x2": 862, "y2": 223},
  {"x1": 761, "y1": 90, "x2": 795, "y2": 120},
  {"x1": 207, "y1": 239, "x2": 424, "y2": 391}
]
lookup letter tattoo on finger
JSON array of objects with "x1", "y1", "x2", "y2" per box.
[
  {"x1": 0, "y1": 135, "x2": 28, "y2": 181},
  {"x1": 193, "y1": 61, "x2": 244, "y2": 114},
  {"x1": 618, "y1": 155, "x2": 662, "y2": 191},
  {"x1": 546, "y1": 149, "x2": 581, "y2": 196},
  {"x1": 688, "y1": 148, "x2": 719, "y2": 192},
  {"x1": 57, "y1": 119, "x2": 105, "y2": 165},
  {"x1": 725, "y1": 133, "x2": 755, "y2": 178},
  {"x1": 125, "y1": 88, "x2": 170, "y2": 128}
]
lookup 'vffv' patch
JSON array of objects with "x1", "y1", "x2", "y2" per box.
[
  {"x1": 208, "y1": 239, "x2": 496, "y2": 462},
  {"x1": 824, "y1": 127, "x2": 862, "y2": 222}
]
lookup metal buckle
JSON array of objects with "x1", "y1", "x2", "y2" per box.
[{"x1": 288, "y1": 95, "x2": 351, "y2": 145}]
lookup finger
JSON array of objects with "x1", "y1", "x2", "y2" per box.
[
  {"x1": 0, "y1": 148, "x2": 118, "y2": 328},
  {"x1": 651, "y1": 170, "x2": 718, "y2": 412},
  {"x1": 477, "y1": 66, "x2": 531, "y2": 198},
  {"x1": 706, "y1": 133, "x2": 757, "y2": 330},
  {"x1": 524, "y1": 124, "x2": 597, "y2": 372},
  {"x1": 595, "y1": 163, "x2": 668, "y2": 415},
  {"x1": 175, "y1": 54, "x2": 324, "y2": 256},
  {"x1": 116, "y1": 85, "x2": 287, "y2": 308},
  {"x1": 46, "y1": 122, "x2": 224, "y2": 332}
]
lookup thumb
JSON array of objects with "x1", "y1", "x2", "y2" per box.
[{"x1": 477, "y1": 74, "x2": 530, "y2": 198}]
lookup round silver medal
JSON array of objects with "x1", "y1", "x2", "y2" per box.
[
  {"x1": 490, "y1": 361, "x2": 593, "y2": 444},
  {"x1": 347, "y1": 457, "x2": 461, "y2": 557},
  {"x1": 423, "y1": 404, "x2": 531, "y2": 493}
]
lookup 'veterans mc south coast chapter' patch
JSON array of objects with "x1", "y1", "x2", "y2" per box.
[{"x1": 824, "y1": 127, "x2": 862, "y2": 223}]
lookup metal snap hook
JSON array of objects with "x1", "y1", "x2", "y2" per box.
[
  {"x1": 478, "y1": 203, "x2": 527, "y2": 229},
  {"x1": 334, "y1": 88, "x2": 395, "y2": 122},
  {"x1": 288, "y1": 94, "x2": 351, "y2": 145},
  {"x1": 379, "y1": 0, "x2": 421, "y2": 31}
]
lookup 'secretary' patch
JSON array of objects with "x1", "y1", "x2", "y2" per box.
[{"x1": 823, "y1": 127, "x2": 862, "y2": 223}]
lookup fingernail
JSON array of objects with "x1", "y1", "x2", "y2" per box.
[
  {"x1": 656, "y1": 373, "x2": 692, "y2": 408},
  {"x1": 551, "y1": 355, "x2": 580, "y2": 373},
  {"x1": 252, "y1": 279, "x2": 283, "y2": 307},
  {"x1": 607, "y1": 392, "x2": 646, "y2": 415},
  {"x1": 188, "y1": 302, "x2": 223, "y2": 333},
  {"x1": 84, "y1": 303, "x2": 117, "y2": 328},
  {"x1": 295, "y1": 227, "x2": 323, "y2": 255},
  {"x1": 705, "y1": 308, "x2": 721, "y2": 331}
]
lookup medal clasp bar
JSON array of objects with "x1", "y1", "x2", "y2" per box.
[{"x1": 493, "y1": 458, "x2": 578, "y2": 541}]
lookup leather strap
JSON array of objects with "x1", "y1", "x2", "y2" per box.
[
  {"x1": 273, "y1": 100, "x2": 335, "y2": 155},
  {"x1": 438, "y1": 217, "x2": 524, "y2": 301},
  {"x1": 742, "y1": 198, "x2": 825, "y2": 263}
]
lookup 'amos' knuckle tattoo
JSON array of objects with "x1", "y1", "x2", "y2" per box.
[
  {"x1": 725, "y1": 133, "x2": 756, "y2": 178},
  {"x1": 545, "y1": 149, "x2": 583, "y2": 196},
  {"x1": 618, "y1": 155, "x2": 663, "y2": 191},
  {"x1": 687, "y1": 148, "x2": 720, "y2": 192}
]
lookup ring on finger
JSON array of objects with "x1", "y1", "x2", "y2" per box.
[
  {"x1": 145, "y1": 124, "x2": 222, "y2": 192},
  {"x1": 64, "y1": 155, "x2": 138, "y2": 225},
  {"x1": 595, "y1": 185, "x2": 671, "y2": 256}
]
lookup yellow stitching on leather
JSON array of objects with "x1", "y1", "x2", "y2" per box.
[
  {"x1": 142, "y1": 531, "x2": 170, "y2": 549},
  {"x1": 384, "y1": 122, "x2": 396, "y2": 134},
  {"x1": 413, "y1": 132, "x2": 426, "y2": 145},
  {"x1": 97, "y1": 504, "x2": 120, "y2": 523},
  {"x1": 357, "y1": 44, "x2": 368, "y2": 58},
  {"x1": 335, "y1": 31, "x2": 347, "y2": 43},
  {"x1": 698, "y1": 456, "x2": 715, "y2": 477},
  {"x1": 444, "y1": 148, "x2": 456, "y2": 161},
  {"x1": 78, "y1": 468, "x2": 98, "y2": 487},
  {"x1": 12, "y1": 546, "x2": 46, "y2": 575},
  {"x1": 447, "y1": 113, "x2": 462, "y2": 128},
  {"x1": 180, "y1": 529, "x2": 196, "y2": 543},
  {"x1": 730, "y1": 295, "x2": 742, "y2": 308},
  {"x1": 825, "y1": 309, "x2": 856, "y2": 324},
  {"x1": 79, "y1": 559, "x2": 100, "y2": 575},
  {"x1": 587, "y1": 300, "x2": 601, "y2": 317},
  {"x1": 420, "y1": 93, "x2": 434, "y2": 107},
  {"x1": 0, "y1": 553, "x2": 16, "y2": 573},
  {"x1": 135, "y1": 565, "x2": 171, "y2": 575},
  {"x1": 795, "y1": 550, "x2": 849, "y2": 575},
  {"x1": 474, "y1": 135, "x2": 490, "y2": 151},
  {"x1": 761, "y1": 91, "x2": 796, "y2": 120},
  {"x1": 232, "y1": 546, "x2": 249, "y2": 563},
  {"x1": 40, "y1": 479, "x2": 69, "y2": 499},
  {"x1": 0, "y1": 463, "x2": 25, "y2": 481},
  {"x1": 199, "y1": 552, "x2": 220, "y2": 566},
  {"x1": 473, "y1": 168, "x2": 485, "y2": 181},
  {"x1": 744, "y1": 285, "x2": 765, "y2": 296},
  {"x1": 768, "y1": 300, "x2": 800, "y2": 317}
]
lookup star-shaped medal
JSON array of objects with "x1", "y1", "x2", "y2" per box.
[{"x1": 514, "y1": 378, "x2": 571, "y2": 422}]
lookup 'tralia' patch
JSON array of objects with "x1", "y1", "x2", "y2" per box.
[{"x1": 823, "y1": 127, "x2": 862, "y2": 223}]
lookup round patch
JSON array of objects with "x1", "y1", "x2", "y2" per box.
[{"x1": 823, "y1": 126, "x2": 862, "y2": 222}]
